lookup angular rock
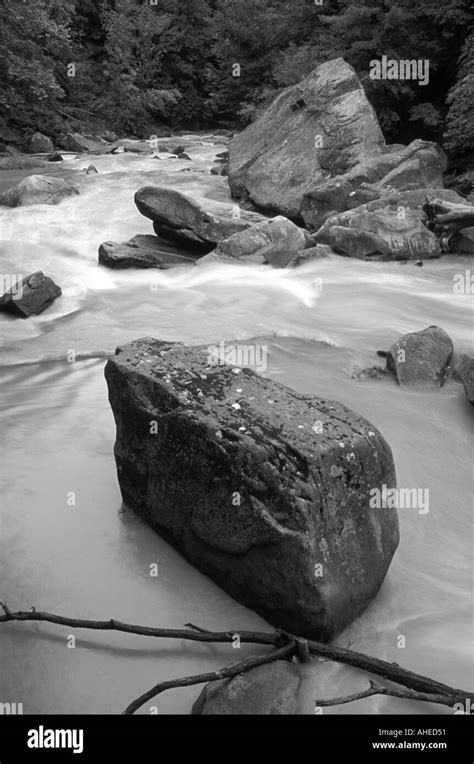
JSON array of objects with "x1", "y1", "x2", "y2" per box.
[
  {"x1": 314, "y1": 202, "x2": 441, "y2": 260},
  {"x1": 0, "y1": 271, "x2": 61, "y2": 317},
  {"x1": 454, "y1": 227, "x2": 474, "y2": 255},
  {"x1": 302, "y1": 140, "x2": 446, "y2": 229},
  {"x1": 177, "y1": 152, "x2": 192, "y2": 160},
  {"x1": 0, "y1": 175, "x2": 79, "y2": 207},
  {"x1": 57, "y1": 132, "x2": 104, "y2": 153},
  {"x1": 228, "y1": 58, "x2": 385, "y2": 218},
  {"x1": 192, "y1": 661, "x2": 303, "y2": 715},
  {"x1": 102, "y1": 130, "x2": 118, "y2": 142},
  {"x1": 453, "y1": 354, "x2": 474, "y2": 405},
  {"x1": 210, "y1": 216, "x2": 310, "y2": 267},
  {"x1": 23, "y1": 132, "x2": 54, "y2": 154},
  {"x1": 135, "y1": 186, "x2": 266, "y2": 245},
  {"x1": 98, "y1": 235, "x2": 203, "y2": 269},
  {"x1": 105, "y1": 338, "x2": 399, "y2": 640},
  {"x1": 47, "y1": 151, "x2": 63, "y2": 162},
  {"x1": 386, "y1": 326, "x2": 453, "y2": 387}
]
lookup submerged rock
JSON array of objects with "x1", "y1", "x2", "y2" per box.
[
  {"x1": 105, "y1": 338, "x2": 399, "y2": 640},
  {"x1": 0, "y1": 271, "x2": 61, "y2": 317},
  {"x1": 386, "y1": 326, "x2": 453, "y2": 387},
  {"x1": 98, "y1": 234, "x2": 202, "y2": 269},
  {"x1": 135, "y1": 186, "x2": 266, "y2": 245},
  {"x1": 192, "y1": 661, "x2": 304, "y2": 715},
  {"x1": 0, "y1": 175, "x2": 79, "y2": 207}
]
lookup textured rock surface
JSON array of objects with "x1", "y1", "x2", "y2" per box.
[
  {"x1": 0, "y1": 271, "x2": 62, "y2": 317},
  {"x1": 0, "y1": 175, "x2": 79, "y2": 207},
  {"x1": 301, "y1": 140, "x2": 445, "y2": 229},
  {"x1": 23, "y1": 132, "x2": 54, "y2": 154},
  {"x1": 386, "y1": 326, "x2": 454, "y2": 387},
  {"x1": 57, "y1": 132, "x2": 104, "y2": 153},
  {"x1": 453, "y1": 354, "x2": 474, "y2": 405},
  {"x1": 0, "y1": 154, "x2": 46, "y2": 170},
  {"x1": 209, "y1": 216, "x2": 310, "y2": 267},
  {"x1": 105, "y1": 338, "x2": 399, "y2": 640},
  {"x1": 135, "y1": 186, "x2": 266, "y2": 245},
  {"x1": 192, "y1": 661, "x2": 304, "y2": 714},
  {"x1": 228, "y1": 58, "x2": 385, "y2": 218},
  {"x1": 98, "y1": 234, "x2": 203, "y2": 268}
]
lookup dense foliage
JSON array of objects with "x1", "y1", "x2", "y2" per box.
[{"x1": 0, "y1": 0, "x2": 472, "y2": 163}]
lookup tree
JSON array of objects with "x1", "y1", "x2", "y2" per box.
[{"x1": 444, "y1": 27, "x2": 474, "y2": 165}]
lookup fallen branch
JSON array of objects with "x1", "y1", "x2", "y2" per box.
[
  {"x1": 1, "y1": 603, "x2": 471, "y2": 714},
  {"x1": 315, "y1": 680, "x2": 460, "y2": 710},
  {"x1": 123, "y1": 644, "x2": 294, "y2": 715}
]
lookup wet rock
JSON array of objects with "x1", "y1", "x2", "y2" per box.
[
  {"x1": 454, "y1": 227, "x2": 474, "y2": 255},
  {"x1": 0, "y1": 175, "x2": 79, "y2": 207},
  {"x1": 105, "y1": 338, "x2": 399, "y2": 640},
  {"x1": 135, "y1": 186, "x2": 266, "y2": 245},
  {"x1": 47, "y1": 151, "x2": 63, "y2": 162},
  {"x1": 102, "y1": 130, "x2": 118, "y2": 142},
  {"x1": 386, "y1": 326, "x2": 454, "y2": 387},
  {"x1": 192, "y1": 661, "x2": 303, "y2": 714},
  {"x1": 314, "y1": 203, "x2": 441, "y2": 260},
  {"x1": 57, "y1": 132, "x2": 104, "y2": 153},
  {"x1": 85, "y1": 165, "x2": 98, "y2": 174},
  {"x1": 294, "y1": 244, "x2": 333, "y2": 264},
  {"x1": 23, "y1": 132, "x2": 54, "y2": 154},
  {"x1": 0, "y1": 271, "x2": 61, "y2": 317},
  {"x1": 122, "y1": 141, "x2": 152, "y2": 154},
  {"x1": 453, "y1": 354, "x2": 474, "y2": 405},
  {"x1": 210, "y1": 165, "x2": 227, "y2": 176},
  {"x1": 209, "y1": 216, "x2": 310, "y2": 267},
  {"x1": 228, "y1": 58, "x2": 386, "y2": 218},
  {"x1": 98, "y1": 235, "x2": 201, "y2": 269},
  {"x1": 177, "y1": 152, "x2": 192, "y2": 160},
  {"x1": 302, "y1": 140, "x2": 446, "y2": 229},
  {"x1": 172, "y1": 144, "x2": 185, "y2": 155},
  {"x1": 0, "y1": 154, "x2": 46, "y2": 170}
]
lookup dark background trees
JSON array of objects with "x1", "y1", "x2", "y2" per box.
[{"x1": 0, "y1": 0, "x2": 472, "y2": 166}]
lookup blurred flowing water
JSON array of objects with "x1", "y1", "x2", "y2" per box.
[{"x1": 0, "y1": 137, "x2": 472, "y2": 714}]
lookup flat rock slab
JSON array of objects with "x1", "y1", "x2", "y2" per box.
[
  {"x1": 0, "y1": 271, "x2": 61, "y2": 317},
  {"x1": 192, "y1": 660, "x2": 304, "y2": 714},
  {"x1": 135, "y1": 186, "x2": 266, "y2": 245},
  {"x1": 0, "y1": 175, "x2": 79, "y2": 207},
  {"x1": 98, "y1": 234, "x2": 201, "y2": 269},
  {"x1": 105, "y1": 338, "x2": 399, "y2": 640},
  {"x1": 386, "y1": 326, "x2": 453, "y2": 387}
]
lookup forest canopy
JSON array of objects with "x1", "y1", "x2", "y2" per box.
[{"x1": 0, "y1": 0, "x2": 472, "y2": 164}]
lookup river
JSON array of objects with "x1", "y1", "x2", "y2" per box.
[{"x1": 0, "y1": 136, "x2": 472, "y2": 715}]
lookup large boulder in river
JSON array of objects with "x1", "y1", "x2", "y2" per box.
[
  {"x1": 314, "y1": 204, "x2": 440, "y2": 260},
  {"x1": 203, "y1": 216, "x2": 313, "y2": 267},
  {"x1": 0, "y1": 175, "x2": 79, "y2": 207},
  {"x1": 0, "y1": 271, "x2": 61, "y2": 317},
  {"x1": 228, "y1": 57, "x2": 445, "y2": 225},
  {"x1": 23, "y1": 132, "x2": 54, "y2": 154},
  {"x1": 98, "y1": 234, "x2": 205, "y2": 269},
  {"x1": 229, "y1": 58, "x2": 385, "y2": 218},
  {"x1": 105, "y1": 338, "x2": 399, "y2": 640},
  {"x1": 57, "y1": 132, "x2": 104, "y2": 153},
  {"x1": 453, "y1": 354, "x2": 474, "y2": 405},
  {"x1": 135, "y1": 186, "x2": 266, "y2": 245},
  {"x1": 385, "y1": 326, "x2": 453, "y2": 387},
  {"x1": 301, "y1": 140, "x2": 445, "y2": 229}
]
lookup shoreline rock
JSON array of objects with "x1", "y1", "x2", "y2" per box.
[
  {"x1": 0, "y1": 175, "x2": 79, "y2": 207},
  {"x1": 0, "y1": 271, "x2": 62, "y2": 317}
]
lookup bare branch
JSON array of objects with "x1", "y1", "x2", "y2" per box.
[
  {"x1": 314, "y1": 681, "x2": 460, "y2": 709},
  {"x1": 122, "y1": 644, "x2": 295, "y2": 715}
]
